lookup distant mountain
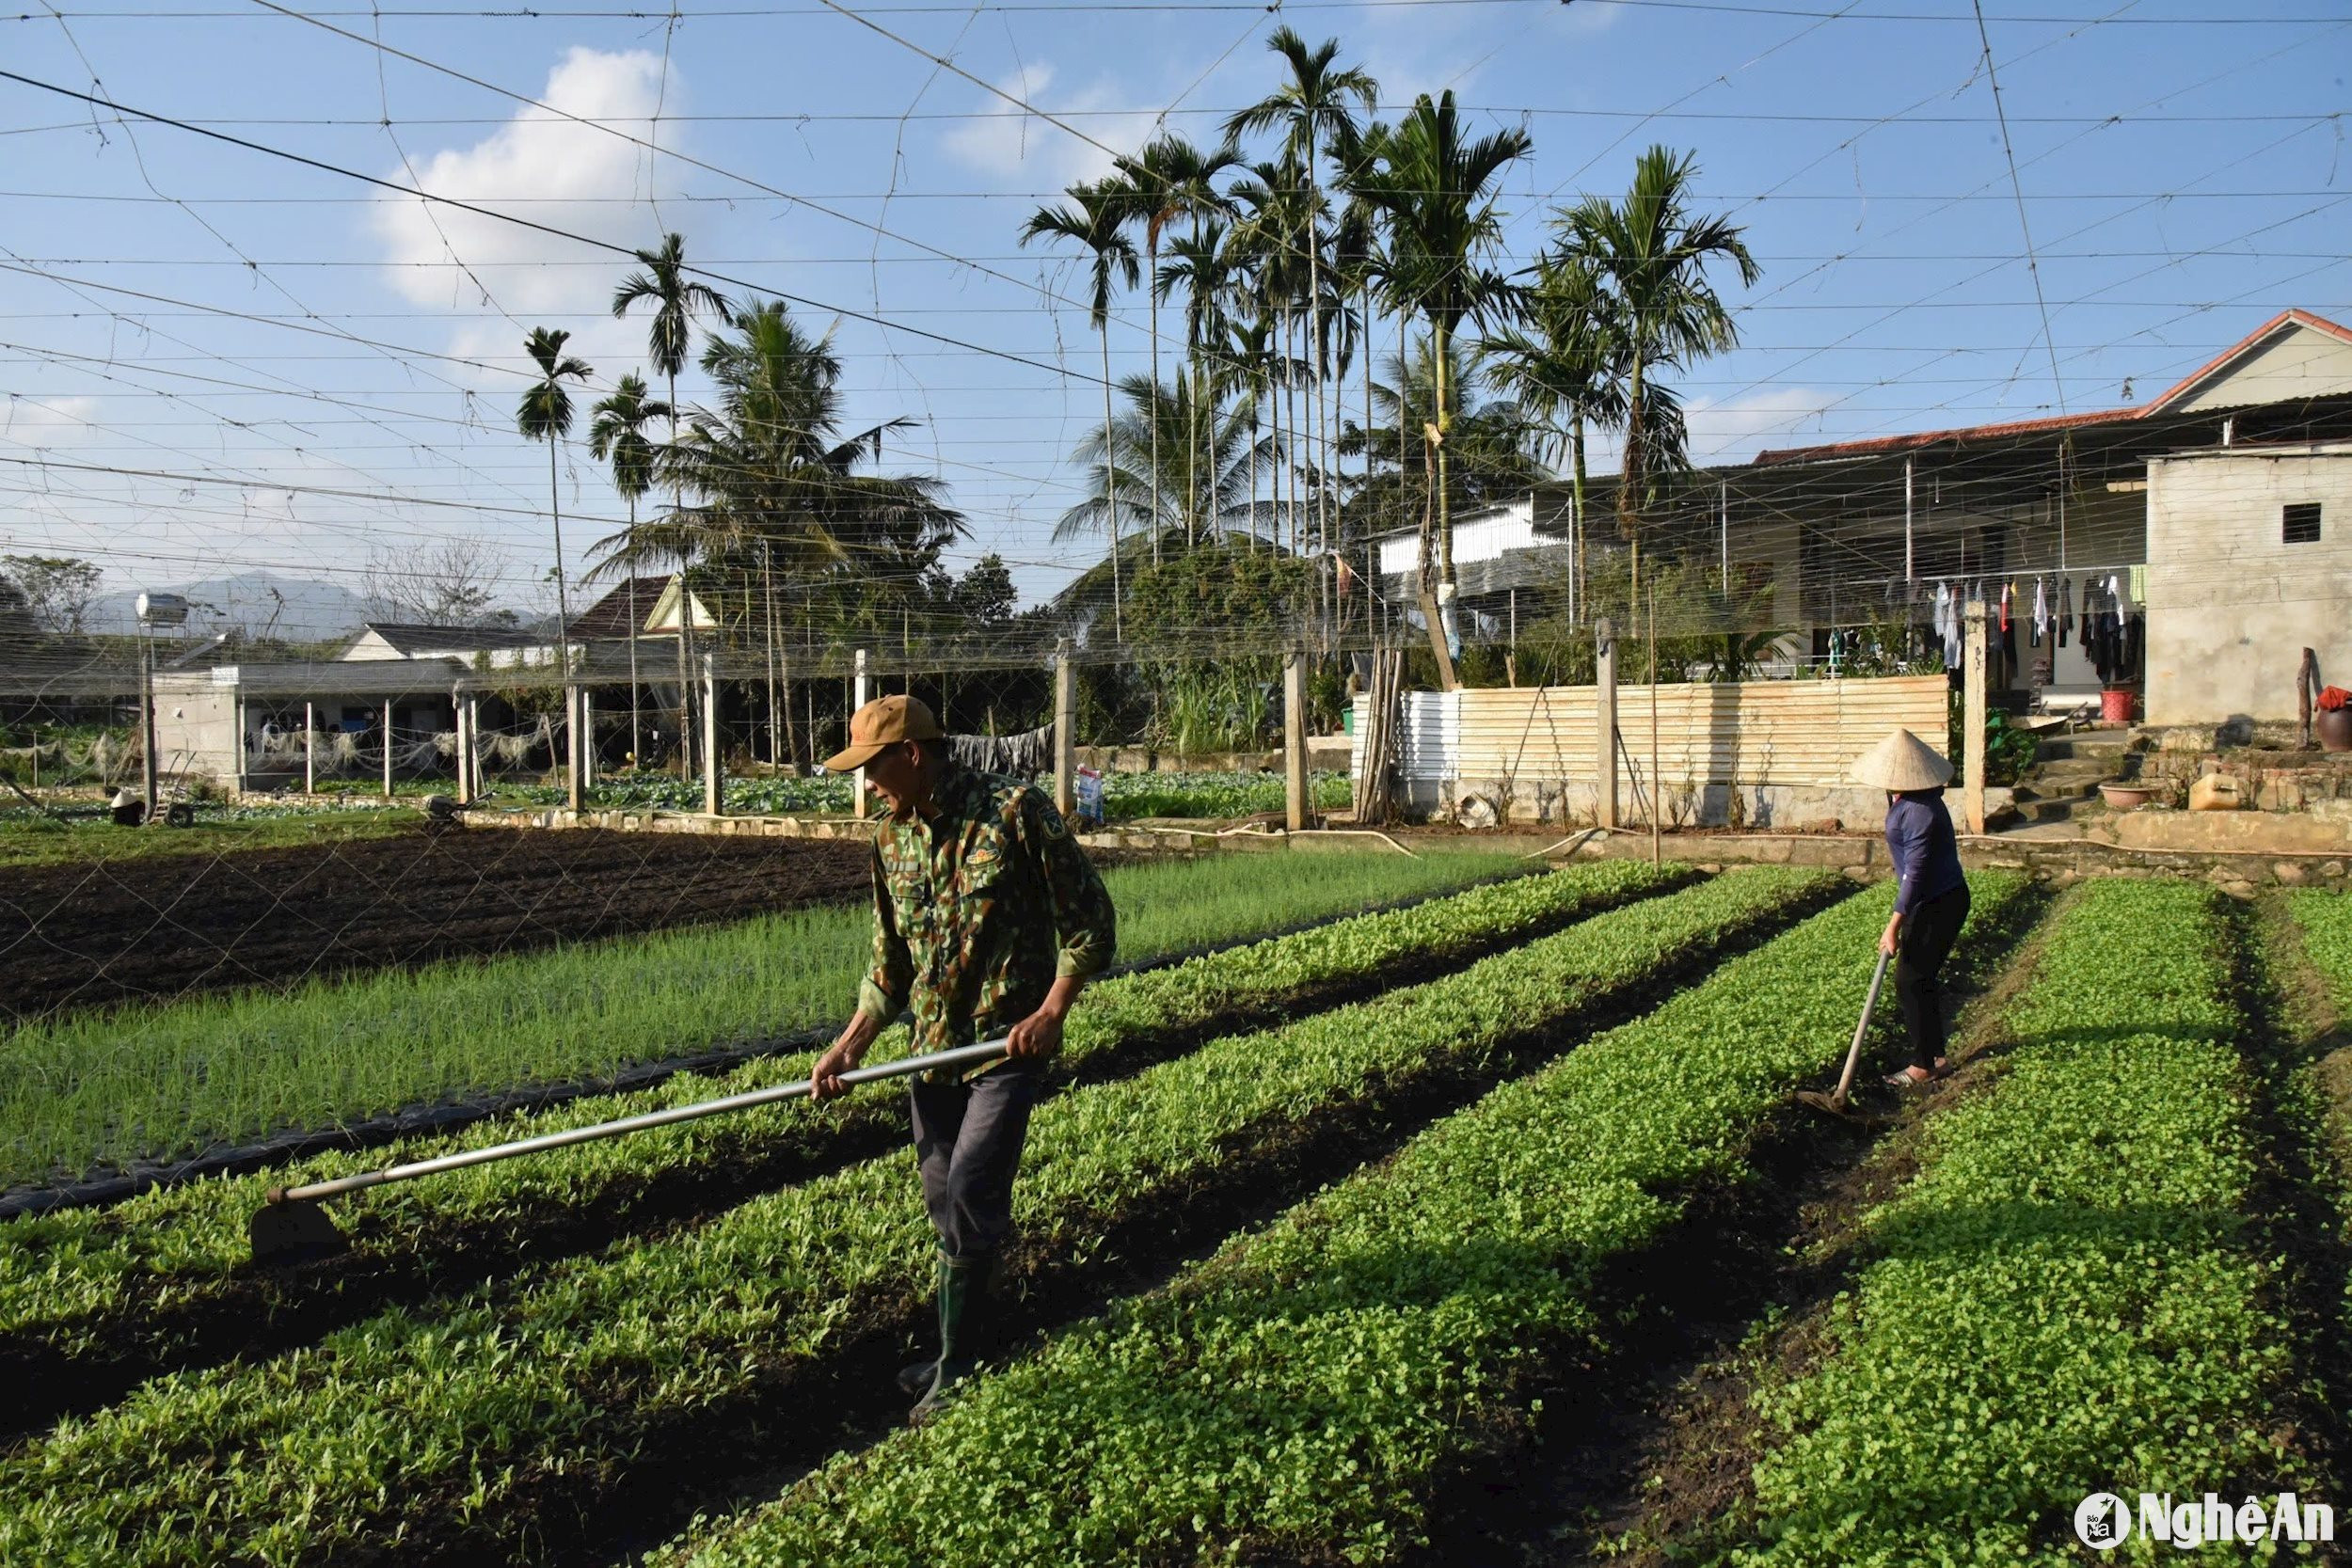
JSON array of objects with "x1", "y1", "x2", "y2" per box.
[{"x1": 85, "y1": 571, "x2": 371, "y2": 643}]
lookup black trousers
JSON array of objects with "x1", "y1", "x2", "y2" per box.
[
  {"x1": 1895, "y1": 882, "x2": 1970, "y2": 1070},
  {"x1": 909, "y1": 1062, "x2": 1041, "y2": 1260}
]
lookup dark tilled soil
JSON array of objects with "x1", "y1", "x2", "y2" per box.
[{"x1": 0, "y1": 827, "x2": 873, "y2": 1020}]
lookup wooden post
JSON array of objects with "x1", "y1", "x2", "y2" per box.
[
  {"x1": 1594, "y1": 617, "x2": 1618, "y2": 830},
  {"x1": 703, "y1": 653, "x2": 723, "y2": 816},
  {"x1": 382, "y1": 697, "x2": 394, "y2": 800},
  {"x1": 1648, "y1": 582, "x2": 1662, "y2": 866},
  {"x1": 1283, "y1": 648, "x2": 1308, "y2": 832},
  {"x1": 1963, "y1": 598, "x2": 1987, "y2": 834},
  {"x1": 1053, "y1": 640, "x2": 1076, "y2": 819},
  {"x1": 851, "y1": 647, "x2": 872, "y2": 819},
  {"x1": 304, "y1": 698, "x2": 316, "y2": 796}
]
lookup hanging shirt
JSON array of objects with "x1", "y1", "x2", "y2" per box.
[
  {"x1": 2032, "y1": 578, "x2": 2048, "y2": 647},
  {"x1": 2058, "y1": 576, "x2": 2074, "y2": 648}
]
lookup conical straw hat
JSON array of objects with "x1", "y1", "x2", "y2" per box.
[{"x1": 1851, "y1": 727, "x2": 1954, "y2": 791}]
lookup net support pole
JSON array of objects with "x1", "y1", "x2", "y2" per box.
[
  {"x1": 1964, "y1": 599, "x2": 1988, "y2": 835},
  {"x1": 703, "y1": 653, "x2": 723, "y2": 817},
  {"x1": 564, "y1": 686, "x2": 580, "y2": 814},
  {"x1": 1053, "y1": 640, "x2": 1076, "y2": 819},
  {"x1": 304, "y1": 699, "x2": 316, "y2": 795},
  {"x1": 382, "y1": 697, "x2": 394, "y2": 800},
  {"x1": 233, "y1": 692, "x2": 249, "y2": 798},
  {"x1": 852, "y1": 647, "x2": 871, "y2": 819},
  {"x1": 579, "y1": 688, "x2": 596, "y2": 791},
  {"x1": 1283, "y1": 647, "x2": 1308, "y2": 832},
  {"x1": 1594, "y1": 617, "x2": 1618, "y2": 830}
]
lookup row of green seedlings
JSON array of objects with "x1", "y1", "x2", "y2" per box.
[
  {"x1": 1728, "y1": 878, "x2": 2317, "y2": 1564},
  {"x1": 0, "y1": 867, "x2": 1835, "y2": 1566},
  {"x1": 644, "y1": 870, "x2": 2031, "y2": 1568},
  {"x1": 2283, "y1": 890, "x2": 2352, "y2": 1531},
  {"x1": 1, "y1": 857, "x2": 1670, "y2": 1400},
  {"x1": 0, "y1": 847, "x2": 1523, "y2": 1189}
]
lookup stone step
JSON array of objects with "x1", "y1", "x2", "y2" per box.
[{"x1": 2035, "y1": 735, "x2": 2130, "y2": 762}]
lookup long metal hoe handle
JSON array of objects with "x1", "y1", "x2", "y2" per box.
[
  {"x1": 1830, "y1": 950, "x2": 1895, "y2": 1107},
  {"x1": 267, "y1": 1037, "x2": 1010, "y2": 1207}
]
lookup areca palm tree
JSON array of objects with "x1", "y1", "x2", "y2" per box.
[
  {"x1": 1556, "y1": 145, "x2": 1758, "y2": 589},
  {"x1": 516, "y1": 325, "x2": 594, "y2": 676},
  {"x1": 1021, "y1": 180, "x2": 1141, "y2": 640},
  {"x1": 586, "y1": 373, "x2": 671, "y2": 766},
  {"x1": 1228, "y1": 29, "x2": 1377, "y2": 581},
  {"x1": 612, "y1": 232, "x2": 730, "y2": 772},
  {"x1": 1348, "y1": 95, "x2": 1532, "y2": 684},
  {"x1": 1483, "y1": 254, "x2": 1625, "y2": 617},
  {"x1": 1112, "y1": 135, "x2": 1239, "y2": 558}
]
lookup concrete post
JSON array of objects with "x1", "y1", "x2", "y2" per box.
[
  {"x1": 382, "y1": 697, "x2": 395, "y2": 800},
  {"x1": 461, "y1": 694, "x2": 480, "y2": 800},
  {"x1": 1595, "y1": 617, "x2": 1618, "y2": 829},
  {"x1": 1053, "y1": 641, "x2": 1076, "y2": 819},
  {"x1": 232, "y1": 694, "x2": 248, "y2": 798},
  {"x1": 1963, "y1": 599, "x2": 1987, "y2": 834},
  {"x1": 564, "y1": 686, "x2": 584, "y2": 814},
  {"x1": 703, "y1": 653, "x2": 723, "y2": 817},
  {"x1": 1283, "y1": 648, "x2": 1308, "y2": 832},
  {"x1": 579, "y1": 688, "x2": 596, "y2": 790},
  {"x1": 851, "y1": 647, "x2": 871, "y2": 819},
  {"x1": 303, "y1": 699, "x2": 315, "y2": 796}
]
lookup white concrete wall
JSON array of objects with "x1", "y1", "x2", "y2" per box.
[
  {"x1": 2145, "y1": 445, "x2": 2352, "y2": 723},
  {"x1": 151, "y1": 677, "x2": 240, "y2": 778},
  {"x1": 2175, "y1": 327, "x2": 2352, "y2": 412}
]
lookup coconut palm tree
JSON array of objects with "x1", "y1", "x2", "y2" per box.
[
  {"x1": 612, "y1": 233, "x2": 730, "y2": 773},
  {"x1": 1112, "y1": 135, "x2": 1239, "y2": 558},
  {"x1": 516, "y1": 325, "x2": 594, "y2": 678},
  {"x1": 586, "y1": 373, "x2": 671, "y2": 766},
  {"x1": 1554, "y1": 145, "x2": 1758, "y2": 590},
  {"x1": 1021, "y1": 180, "x2": 1141, "y2": 641},
  {"x1": 1227, "y1": 29, "x2": 1376, "y2": 580},
  {"x1": 1347, "y1": 94, "x2": 1531, "y2": 685},
  {"x1": 663, "y1": 299, "x2": 964, "y2": 753},
  {"x1": 1057, "y1": 371, "x2": 1272, "y2": 549}
]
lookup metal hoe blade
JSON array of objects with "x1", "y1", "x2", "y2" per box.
[
  {"x1": 1796, "y1": 948, "x2": 1896, "y2": 1123},
  {"x1": 248, "y1": 1194, "x2": 349, "y2": 1268}
]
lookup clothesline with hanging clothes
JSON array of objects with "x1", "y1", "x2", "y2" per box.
[{"x1": 1915, "y1": 564, "x2": 2147, "y2": 681}]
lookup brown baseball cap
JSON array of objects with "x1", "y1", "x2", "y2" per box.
[{"x1": 824, "y1": 693, "x2": 946, "y2": 773}]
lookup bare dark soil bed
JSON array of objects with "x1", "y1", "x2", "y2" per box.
[{"x1": 0, "y1": 827, "x2": 872, "y2": 1020}]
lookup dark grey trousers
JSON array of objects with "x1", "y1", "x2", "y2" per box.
[
  {"x1": 909, "y1": 1062, "x2": 1041, "y2": 1260},
  {"x1": 1896, "y1": 882, "x2": 1970, "y2": 1071}
]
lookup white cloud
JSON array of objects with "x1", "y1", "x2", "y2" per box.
[
  {"x1": 371, "y1": 49, "x2": 689, "y2": 377},
  {"x1": 1684, "y1": 388, "x2": 1837, "y2": 465},
  {"x1": 940, "y1": 63, "x2": 1124, "y2": 188},
  {"x1": 0, "y1": 394, "x2": 103, "y2": 451}
]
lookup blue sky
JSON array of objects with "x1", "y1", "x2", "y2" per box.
[{"x1": 2, "y1": 0, "x2": 2346, "y2": 633}]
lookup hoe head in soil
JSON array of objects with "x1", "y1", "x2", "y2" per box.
[
  {"x1": 245, "y1": 1037, "x2": 1012, "y2": 1268},
  {"x1": 250, "y1": 1193, "x2": 350, "y2": 1268},
  {"x1": 1793, "y1": 949, "x2": 1896, "y2": 1127}
]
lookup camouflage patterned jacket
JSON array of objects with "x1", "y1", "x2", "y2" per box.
[{"x1": 856, "y1": 764, "x2": 1116, "y2": 1080}]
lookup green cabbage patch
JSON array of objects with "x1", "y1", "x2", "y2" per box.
[
  {"x1": 0, "y1": 867, "x2": 1825, "y2": 1566},
  {"x1": 1740, "y1": 879, "x2": 2299, "y2": 1566},
  {"x1": 647, "y1": 872, "x2": 2027, "y2": 1568}
]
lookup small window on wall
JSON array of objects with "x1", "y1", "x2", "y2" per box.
[{"x1": 2284, "y1": 502, "x2": 2323, "y2": 545}]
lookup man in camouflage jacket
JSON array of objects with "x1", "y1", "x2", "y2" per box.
[{"x1": 810, "y1": 694, "x2": 1115, "y2": 1422}]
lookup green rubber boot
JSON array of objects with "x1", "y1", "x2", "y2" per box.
[{"x1": 908, "y1": 1251, "x2": 994, "y2": 1425}]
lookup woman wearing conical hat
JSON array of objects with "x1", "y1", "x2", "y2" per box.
[{"x1": 1853, "y1": 727, "x2": 1968, "y2": 1088}]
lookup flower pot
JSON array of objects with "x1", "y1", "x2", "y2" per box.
[
  {"x1": 2317, "y1": 706, "x2": 2352, "y2": 753},
  {"x1": 2099, "y1": 782, "x2": 2154, "y2": 811}
]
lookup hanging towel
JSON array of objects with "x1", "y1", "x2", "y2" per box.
[{"x1": 2032, "y1": 577, "x2": 2048, "y2": 648}]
